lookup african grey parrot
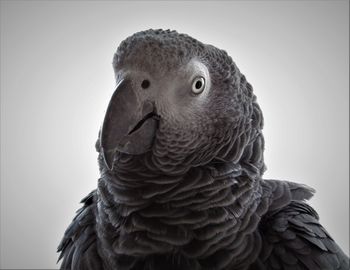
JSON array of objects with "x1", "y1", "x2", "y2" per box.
[{"x1": 57, "y1": 29, "x2": 349, "y2": 270}]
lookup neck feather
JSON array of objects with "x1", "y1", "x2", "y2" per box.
[{"x1": 96, "y1": 154, "x2": 266, "y2": 269}]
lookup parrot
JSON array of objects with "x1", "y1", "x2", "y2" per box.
[{"x1": 57, "y1": 29, "x2": 349, "y2": 270}]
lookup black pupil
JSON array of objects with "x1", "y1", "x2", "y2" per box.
[
  {"x1": 141, "y1": 80, "x2": 150, "y2": 89},
  {"x1": 195, "y1": 80, "x2": 202, "y2": 89}
]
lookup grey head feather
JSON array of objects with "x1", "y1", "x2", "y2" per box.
[{"x1": 99, "y1": 29, "x2": 265, "y2": 176}]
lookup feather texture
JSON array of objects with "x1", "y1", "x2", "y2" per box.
[
  {"x1": 58, "y1": 29, "x2": 349, "y2": 270},
  {"x1": 251, "y1": 201, "x2": 349, "y2": 270},
  {"x1": 57, "y1": 191, "x2": 104, "y2": 269}
]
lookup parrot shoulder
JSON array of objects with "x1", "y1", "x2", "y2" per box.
[
  {"x1": 252, "y1": 182, "x2": 349, "y2": 270},
  {"x1": 57, "y1": 190, "x2": 104, "y2": 270}
]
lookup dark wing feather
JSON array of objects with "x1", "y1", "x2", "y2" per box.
[
  {"x1": 57, "y1": 191, "x2": 103, "y2": 270},
  {"x1": 253, "y1": 201, "x2": 349, "y2": 270}
]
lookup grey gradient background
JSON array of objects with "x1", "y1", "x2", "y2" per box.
[{"x1": 0, "y1": 0, "x2": 348, "y2": 269}]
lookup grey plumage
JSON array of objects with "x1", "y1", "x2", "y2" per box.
[{"x1": 58, "y1": 29, "x2": 349, "y2": 270}]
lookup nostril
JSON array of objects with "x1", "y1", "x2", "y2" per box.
[{"x1": 141, "y1": 80, "x2": 150, "y2": 89}]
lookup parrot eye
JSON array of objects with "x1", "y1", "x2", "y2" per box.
[{"x1": 192, "y1": 77, "x2": 205, "y2": 94}]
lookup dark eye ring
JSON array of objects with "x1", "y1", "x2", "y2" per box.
[{"x1": 192, "y1": 77, "x2": 205, "y2": 94}]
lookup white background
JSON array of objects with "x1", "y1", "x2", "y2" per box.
[{"x1": 1, "y1": 1, "x2": 348, "y2": 268}]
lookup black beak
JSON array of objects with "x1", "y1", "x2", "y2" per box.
[{"x1": 100, "y1": 79, "x2": 159, "y2": 170}]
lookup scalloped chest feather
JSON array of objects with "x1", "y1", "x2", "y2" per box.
[{"x1": 94, "y1": 158, "x2": 274, "y2": 270}]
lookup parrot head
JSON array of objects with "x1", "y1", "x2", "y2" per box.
[{"x1": 100, "y1": 29, "x2": 264, "y2": 175}]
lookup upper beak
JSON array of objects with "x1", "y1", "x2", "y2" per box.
[{"x1": 100, "y1": 78, "x2": 159, "y2": 170}]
